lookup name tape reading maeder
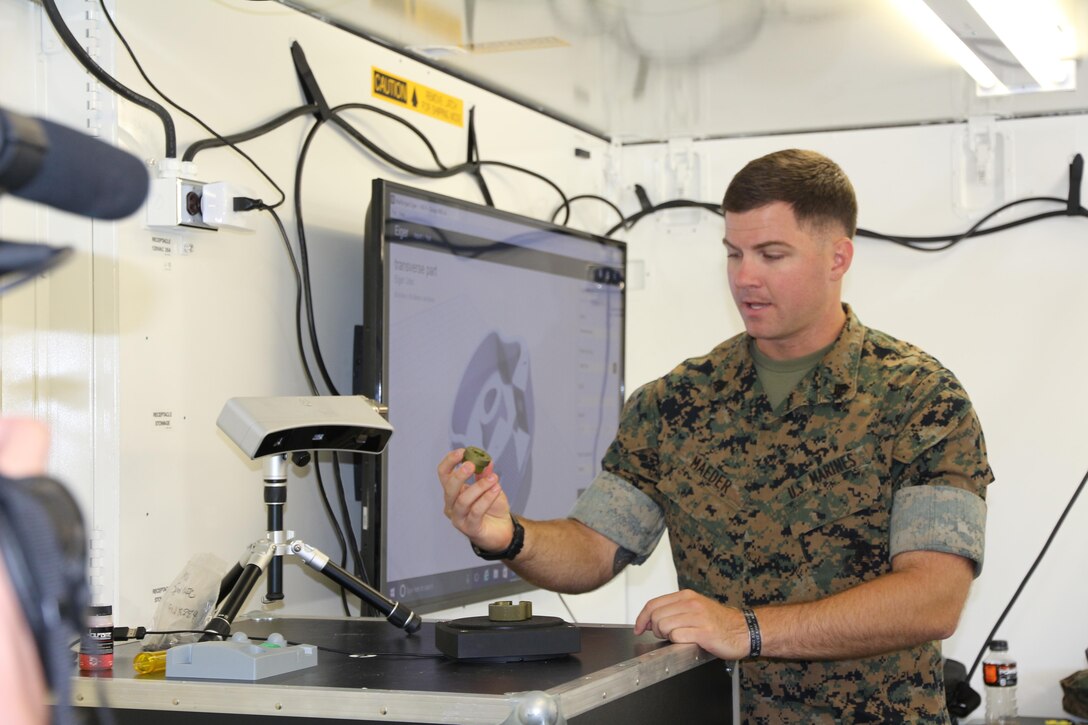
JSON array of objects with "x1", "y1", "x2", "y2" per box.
[{"x1": 372, "y1": 68, "x2": 464, "y2": 127}]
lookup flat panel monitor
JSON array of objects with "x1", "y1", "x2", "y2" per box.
[{"x1": 356, "y1": 179, "x2": 626, "y2": 613}]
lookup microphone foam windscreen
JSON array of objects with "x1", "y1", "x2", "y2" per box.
[{"x1": 13, "y1": 117, "x2": 149, "y2": 220}]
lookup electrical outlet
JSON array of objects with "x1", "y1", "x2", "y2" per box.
[
  {"x1": 147, "y1": 176, "x2": 217, "y2": 230},
  {"x1": 178, "y1": 179, "x2": 212, "y2": 229},
  {"x1": 145, "y1": 160, "x2": 256, "y2": 231}
]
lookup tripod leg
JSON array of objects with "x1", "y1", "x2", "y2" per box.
[
  {"x1": 289, "y1": 539, "x2": 421, "y2": 634},
  {"x1": 201, "y1": 541, "x2": 277, "y2": 641},
  {"x1": 266, "y1": 556, "x2": 285, "y2": 602},
  {"x1": 216, "y1": 562, "x2": 245, "y2": 605}
]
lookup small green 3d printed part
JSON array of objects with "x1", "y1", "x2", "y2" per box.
[{"x1": 463, "y1": 446, "x2": 492, "y2": 474}]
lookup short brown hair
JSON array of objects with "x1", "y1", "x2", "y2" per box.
[{"x1": 722, "y1": 149, "x2": 857, "y2": 238}]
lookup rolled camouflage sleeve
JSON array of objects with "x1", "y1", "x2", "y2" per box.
[
  {"x1": 890, "y1": 373, "x2": 993, "y2": 576},
  {"x1": 569, "y1": 470, "x2": 666, "y2": 564},
  {"x1": 891, "y1": 485, "x2": 987, "y2": 574}
]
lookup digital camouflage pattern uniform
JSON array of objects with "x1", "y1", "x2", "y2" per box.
[{"x1": 571, "y1": 306, "x2": 992, "y2": 724}]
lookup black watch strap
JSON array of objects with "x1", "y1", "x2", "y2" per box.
[{"x1": 471, "y1": 514, "x2": 524, "y2": 561}]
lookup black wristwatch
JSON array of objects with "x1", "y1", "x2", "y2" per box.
[{"x1": 471, "y1": 514, "x2": 525, "y2": 561}]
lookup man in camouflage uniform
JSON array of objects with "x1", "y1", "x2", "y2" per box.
[{"x1": 438, "y1": 149, "x2": 992, "y2": 723}]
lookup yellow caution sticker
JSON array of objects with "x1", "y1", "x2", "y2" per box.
[{"x1": 372, "y1": 68, "x2": 464, "y2": 127}]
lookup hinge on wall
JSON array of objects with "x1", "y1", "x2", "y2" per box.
[
  {"x1": 953, "y1": 115, "x2": 1013, "y2": 216},
  {"x1": 666, "y1": 137, "x2": 700, "y2": 199},
  {"x1": 662, "y1": 137, "x2": 701, "y2": 226}
]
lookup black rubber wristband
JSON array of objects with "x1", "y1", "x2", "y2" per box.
[
  {"x1": 471, "y1": 514, "x2": 524, "y2": 561},
  {"x1": 742, "y1": 607, "x2": 762, "y2": 658}
]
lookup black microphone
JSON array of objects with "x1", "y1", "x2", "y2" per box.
[{"x1": 0, "y1": 105, "x2": 149, "y2": 220}]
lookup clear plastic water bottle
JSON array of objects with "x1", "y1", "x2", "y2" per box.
[{"x1": 983, "y1": 639, "x2": 1018, "y2": 724}]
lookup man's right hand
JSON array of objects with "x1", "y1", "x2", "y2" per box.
[
  {"x1": 437, "y1": 448, "x2": 514, "y2": 554},
  {"x1": 439, "y1": 449, "x2": 629, "y2": 594}
]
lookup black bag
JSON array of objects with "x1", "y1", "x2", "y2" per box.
[{"x1": 1062, "y1": 667, "x2": 1088, "y2": 718}]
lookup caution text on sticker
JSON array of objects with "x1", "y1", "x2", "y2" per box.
[{"x1": 372, "y1": 68, "x2": 463, "y2": 127}]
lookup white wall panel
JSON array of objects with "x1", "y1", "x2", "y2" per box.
[{"x1": 2, "y1": 0, "x2": 616, "y2": 631}]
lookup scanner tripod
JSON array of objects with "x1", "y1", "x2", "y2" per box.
[{"x1": 202, "y1": 454, "x2": 420, "y2": 640}]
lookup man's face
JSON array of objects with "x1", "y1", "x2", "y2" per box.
[{"x1": 724, "y1": 201, "x2": 851, "y2": 360}]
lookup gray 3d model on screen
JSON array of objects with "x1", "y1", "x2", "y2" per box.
[{"x1": 450, "y1": 332, "x2": 533, "y2": 511}]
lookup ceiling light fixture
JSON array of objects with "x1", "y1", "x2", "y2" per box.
[{"x1": 892, "y1": 0, "x2": 1077, "y2": 95}]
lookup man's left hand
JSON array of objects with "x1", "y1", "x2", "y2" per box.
[{"x1": 634, "y1": 589, "x2": 750, "y2": 660}]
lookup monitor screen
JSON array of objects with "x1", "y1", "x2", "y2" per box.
[{"x1": 356, "y1": 179, "x2": 626, "y2": 613}]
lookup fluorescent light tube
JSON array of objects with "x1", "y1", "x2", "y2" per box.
[
  {"x1": 891, "y1": 0, "x2": 1005, "y2": 91},
  {"x1": 966, "y1": 0, "x2": 1075, "y2": 88}
]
